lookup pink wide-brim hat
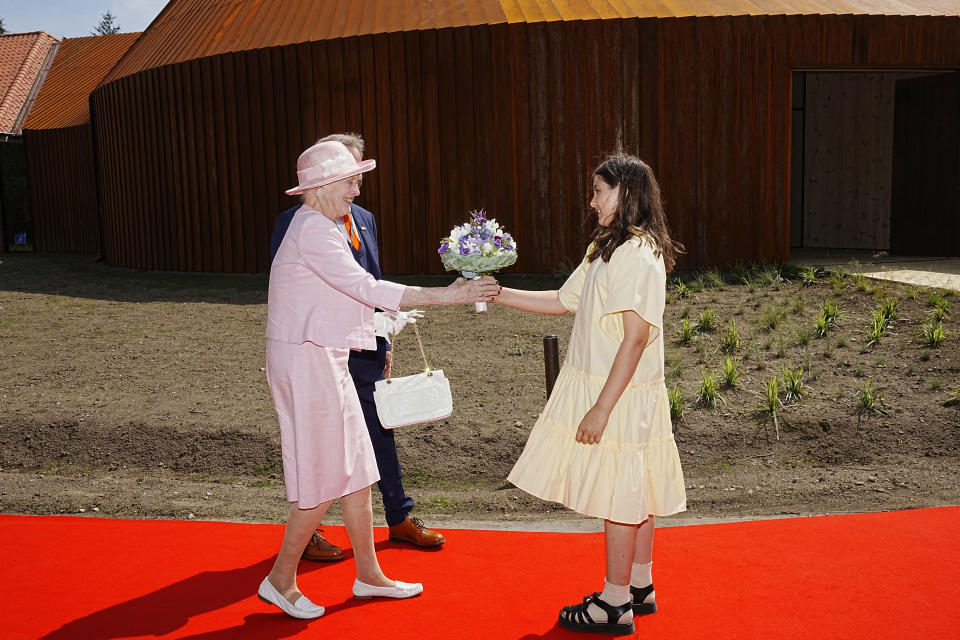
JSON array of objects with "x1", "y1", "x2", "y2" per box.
[{"x1": 285, "y1": 140, "x2": 376, "y2": 195}]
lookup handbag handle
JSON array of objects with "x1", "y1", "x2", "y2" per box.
[{"x1": 386, "y1": 322, "x2": 433, "y2": 382}]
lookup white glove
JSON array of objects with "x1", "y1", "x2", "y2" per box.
[{"x1": 374, "y1": 309, "x2": 425, "y2": 342}]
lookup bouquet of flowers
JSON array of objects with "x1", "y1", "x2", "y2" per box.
[{"x1": 438, "y1": 209, "x2": 517, "y2": 311}]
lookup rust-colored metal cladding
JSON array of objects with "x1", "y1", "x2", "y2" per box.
[
  {"x1": 24, "y1": 33, "x2": 141, "y2": 130},
  {"x1": 102, "y1": 0, "x2": 959, "y2": 84},
  {"x1": 23, "y1": 33, "x2": 140, "y2": 253},
  {"x1": 89, "y1": 2, "x2": 960, "y2": 273}
]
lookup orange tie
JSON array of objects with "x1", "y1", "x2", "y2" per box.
[{"x1": 343, "y1": 214, "x2": 361, "y2": 251}]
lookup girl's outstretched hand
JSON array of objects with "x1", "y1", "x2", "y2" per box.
[{"x1": 575, "y1": 405, "x2": 609, "y2": 445}]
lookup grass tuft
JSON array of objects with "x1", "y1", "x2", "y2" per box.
[
  {"x1": 695, "y1": 368, "x2": 723, "y2": 409},
  {"x1": 668, "y1": 385, "x2": 685, "y2": 421}
]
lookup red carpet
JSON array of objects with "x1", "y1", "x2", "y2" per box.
[{"x1": 2, "y1": 507, "x2": 958, "y2": 639}]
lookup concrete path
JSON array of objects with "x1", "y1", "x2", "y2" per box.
[{"x1": 790, "y1": 248, "x2": 960, "y2": 292}]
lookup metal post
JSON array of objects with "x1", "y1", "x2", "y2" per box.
[{"x1": 543, "y1": 335, "x2": 559, "y2": 398}]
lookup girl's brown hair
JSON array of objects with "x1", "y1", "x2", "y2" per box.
[{"x1": 586, "y1": 154, "x2": 685, "y2": 271}]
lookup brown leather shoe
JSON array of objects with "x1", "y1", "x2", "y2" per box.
[
  {"x1": 301, "y1": 529, "x2": 345, "y2": 562},
  {"x1": 388, "y1": 516, "x2": 446, "y2": 547}
]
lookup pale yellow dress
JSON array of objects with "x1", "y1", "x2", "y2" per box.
[{"x1": 508, "y1": 236, "x2": 687, "y2": 524}]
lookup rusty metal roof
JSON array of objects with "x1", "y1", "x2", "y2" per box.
[
  {"x1": 0, "y1": 31, "x2": 60, "y2": 134},
  {"x1": 101, "y1": 0, "x2": 960, "y2": 85},
  {"x1": 23, "y1": 33, "x2": 140, "y2": 130}
]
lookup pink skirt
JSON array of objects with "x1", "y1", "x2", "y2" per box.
[{"x1": 266, "y1": 339, "x2": 379, "y2": 509}]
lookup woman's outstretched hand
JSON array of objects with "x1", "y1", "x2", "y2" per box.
[
  {"x1": 447, "y1": 275, "x2": 500, "y2": 304},
  {"x1": 575, "y1": 405, "x2": 610, "y2": 445}
]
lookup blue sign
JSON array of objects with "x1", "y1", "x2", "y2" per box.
[{"x1": 14, "y1": 232, "x2": 27, "y2": 245}]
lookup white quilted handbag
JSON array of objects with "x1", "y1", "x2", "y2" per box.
[{"x1": 373, "y1": 324, "x2": 453, "y2": 428}]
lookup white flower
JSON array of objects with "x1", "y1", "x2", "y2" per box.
[{"x1": 449, "y1": 225, "x2": 469, "y2": 242}]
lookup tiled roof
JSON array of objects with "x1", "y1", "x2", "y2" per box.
[
  {"x1": 23, "y1": 33, "x2": 140, "y2": 130},
  {"x1": 0, "y1": 31, "x2": 60, "y2": 134},
  {"x1": 101, "y1": 0, "x2": 960, "y2": 85}
]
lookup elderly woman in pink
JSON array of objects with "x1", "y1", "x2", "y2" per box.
[{"x1": 258, "y1": 141, "x2": 499, "y2": 619}]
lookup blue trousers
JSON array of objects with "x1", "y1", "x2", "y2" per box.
[{"x1": 349, "y1": 341, "x2": 414, "y2": 527}]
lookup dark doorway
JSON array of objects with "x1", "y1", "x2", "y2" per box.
[{"x1": 890, "y1": 72, "x2": 960, "y2": 257}]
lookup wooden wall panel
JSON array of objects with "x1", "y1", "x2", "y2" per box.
[
  {"x1": 24, "y1": 125, "x2": 101, "y2": 252},
  {"x1": 89, "y1": 14, "x2": 960, "y2": 273}
]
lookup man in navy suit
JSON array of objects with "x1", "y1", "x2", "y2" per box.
[{"x1": 270, "y1": 133, "x2": 445, "y2": 560}]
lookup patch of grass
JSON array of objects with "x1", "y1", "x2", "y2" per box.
[
  {"x1": 855, "y1": 380, "x2": 888, "y2": 427},
  {"x1": 696, "y1": 308, "x2": 717, "y2": 332},
  {"x1": 695, "y1": 334, "x2": 708, "y2": 364},
  {"x1": 878, "y1": 297, "x2": 899, "y2": 324},
  {"x1": 905, "y1": 286, "x2": 919, "y2": 300},
  {"x1": 668, "y1": 385, "x2": 685, "y2": 421},
  {"x1": 796, "y1": 326, "x2": 812, "y2": 348},
  {"x1": 800, "y1": 265, "x2": 821, "y2": 286},
  {"x1": 919, "y1": 319, "x2": 946, "y2": 348},
  {"x1": 930, "y1": 307, "x2": 948, "y2": 323},
  {"x1": 865, "y1": 309, "x2": 889, "y2": 346},
  {"x1": 919, "y1": 348, "x2": 932, "y2": 361},
  {"x1": 756, "y1": 263, "x2": 784, "y2": 288},
  {"x1": 874, "y1": 355, "x2": 886, "y2": 367},
  {"x1": 835, "y1": 335, "x2": 847, "y2": 349},
  {"x1": 695, "y1": 368, "x2": 723, "y2": 409},
  {"x1": 758, "y1": 302, "x2": 787, "y2": 332},
  {"x1": 688, "y1": 276, "x2": 706, "y2": 293},
  {"x1": 721, "y1": 356, "x2": 741, "y2": 388},
  {"x1": 820, "y1": 341, "x2": 834, "y2": 359},
  {"x1": 719, "y1": 321, "x2": 742, "y2": 355},
  {"x1": 906, "y1": 362, "x2": 915, "y2": 375},
  {"x1": 944, "y1": 389, "x2": 960, "y2": 407},
  {"x1": 703, "y1": 268, "x2": 725, "y2": 290},
  {"x1": 418, "y1": 496, "x2": 458, "y2": 513},
  {"x1": 928, "y1": 291, "x2": 951, "y2": 315},
  {"x1": 775, "y1": 334, "x2": 788, "y2": 358},
  {"x1": 752, "y1": 376, "x2": 784, "y2": 442},
  {"x1": 780, "y1": 366, "x2": 806, "y2": 404},
  {"x1": 830, "y1": 270, "x2": 846, "y2": 295},
  {"x1": 680, "y1": 305, "x2": 691, "y2": 319},
  {"x1": 677, "y1": 319, "x2": 696, "y2": 346},
  {"x1": 674, "y1": 279, "x2": 691, "y2": 300},
  {"x1": 792, "y1": 292, "x2": 806, "y2": 316},
  {"x1": 929, "y1": 377, "x2": 945, "y2": 391},
  {"x1": 731, "y1": 263, "x2": 750, "y2": 285},
  {"x1": 853, "y1": 271, "x2": 869, "y2": 292},
  {"x1": 815, "y1": 300, "x2": 841, "y2": 337}
]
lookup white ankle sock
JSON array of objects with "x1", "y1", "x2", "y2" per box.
[
  {"x1": 600, "y1": 579, "x2": 631, "y2": 606},
  {"x1": 630, "y1": 561, "x2": 653, "y2": 587}
]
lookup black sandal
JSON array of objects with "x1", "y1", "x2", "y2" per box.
[
  {"x1": 558, "y1": 592, "x2": 635, "y2": 635},
  {"x1": 631, "y1": 584, "x2": 657, "y2": 616}
]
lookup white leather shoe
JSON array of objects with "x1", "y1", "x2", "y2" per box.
[
  {"x1": 257, "y1": 577, "x2": 325, "y2": 619},
  {"x1": 352, "y1": 578, "x2": 423, "y2": 600}
]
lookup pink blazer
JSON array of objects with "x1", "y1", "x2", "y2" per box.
[{"x1": 266, "y1": 205, "x2": 405, "y2": 350}]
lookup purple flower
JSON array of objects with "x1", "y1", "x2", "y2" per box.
[
  {"x1": 459, "y1": 244, "x2": 472, "y2": 255},
  {"x1": 438, "y1": 242, "x2": 450, "y2": 254}
]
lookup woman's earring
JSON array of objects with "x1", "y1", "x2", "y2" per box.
[{"x1": 316, "y1": 188, "x2": 325, "y2": 197}]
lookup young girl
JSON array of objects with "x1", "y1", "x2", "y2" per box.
[{"x1": 494, "y1": 154, "x2": 686, "y2": 635}]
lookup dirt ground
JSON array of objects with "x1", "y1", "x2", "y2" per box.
[{"x1": 1, "y1": 253, "x2": 958, "y2": 528}]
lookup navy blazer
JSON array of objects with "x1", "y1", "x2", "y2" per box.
[{"x1": 270, "y1": 203, "x2": 388, "y2": 384}]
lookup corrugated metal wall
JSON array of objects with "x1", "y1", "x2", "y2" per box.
[
  {"x1": 23, "y1": 124, "x2": 100, "y2": 252},
  {"x1": 90, "y1": 13, "x2": 960, "y2": 274}
]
